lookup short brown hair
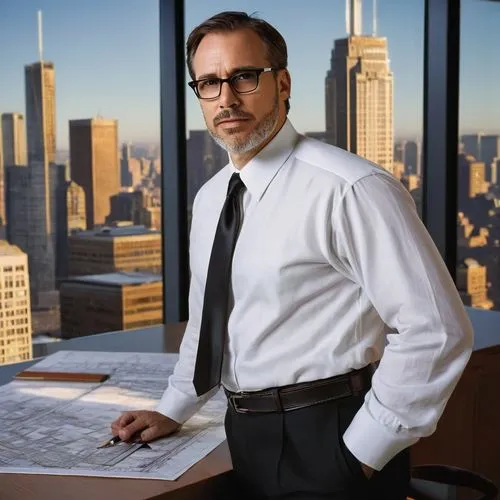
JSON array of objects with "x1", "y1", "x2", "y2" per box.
[{"x1": 186, "y1": 11, "x2": 290, "y2": 113}]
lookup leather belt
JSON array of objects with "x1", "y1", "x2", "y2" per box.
[{"x1": 224, "y1": 364, "x2": 374, "y2": 414}]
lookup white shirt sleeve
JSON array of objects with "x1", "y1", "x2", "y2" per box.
[
  {"x1": 333, "y1": 173, "x2": 474, "y2": 471},
  {"x1": 155, "y1": 193, "x2": 218, "y2": 423}
]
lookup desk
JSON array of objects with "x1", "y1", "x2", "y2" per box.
[
  {"x1": 1, "y1": 443, "x2": 232, "y2": 500},
  {"x1": 1, "y1": 308, "x2": 499, "y2": 498},
  {"x1": 0, "y1": 323, "x2": 235, "y2": 500}
]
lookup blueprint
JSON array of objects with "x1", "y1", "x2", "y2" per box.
[{"x1": 0, "y1": 351, "x2": 227, "y2": 480}]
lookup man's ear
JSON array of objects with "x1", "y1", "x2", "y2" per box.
[{"x1": 279, "y1": 69, "x2": 292, "y2": 101}]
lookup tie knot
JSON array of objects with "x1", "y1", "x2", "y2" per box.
[{"x1": 227, "y1": 173, "x2": 245, "y2": 198}]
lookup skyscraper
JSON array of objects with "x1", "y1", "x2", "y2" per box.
[
  {"x1": 325, "y1": 0, "x2": 394, "y2": 174},
  {"x1": 186, "y1": 130, "x2": 227, "y2": 214},
  {"x1": 461, "y1": 133, "x2": 500, "y2": 184},
  {"x1": 120, "y1": 142, "x2": 133, "y2": 187},
  {"x1": 0, "y1": 122, "x2": 4, "y2": 234},
  {"x1": 69, "y1": 118, "x2": 120, "y2": 228},
  {"x1": 1, "y1": 113, "x2": 27, "y2": 167},
  {"x1": 404, "y1": 140, "x2": 422, "y2": 177},
  {"x1": 481, "y1": 135, "x2": 500, "y2": 183},
  {"x1": 0, "y1": 241, "x2": 32, "y2": 365},
  {"x1": 458, "y1": 154, "x2": 489, "y2": 216},
  {"x1": 18, "y1": 12, "x2": 58, "y2": 306},
  {"x1": 25, "y1": 62, "x2": 56, "y2": 164},
  {"x1": 54, "y1": 177, "x2": 86, "y2": 284}
]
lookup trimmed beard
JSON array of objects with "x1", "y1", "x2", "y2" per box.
[{"x1": 207, "y1": 93, "x2": 279, "y2": 154}]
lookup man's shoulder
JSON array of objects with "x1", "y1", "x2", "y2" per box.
[{"x1": 294, "y1": 136, "x2": 390, "y2": 186}]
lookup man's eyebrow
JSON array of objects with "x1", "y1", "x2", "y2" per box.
[{"x1": 195, "y1": 66, "x2": 262, "y2": 80}]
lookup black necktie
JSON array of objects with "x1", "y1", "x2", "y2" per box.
[{"x1": 193, "y1": 173, "x2": 246, "y2": 396}]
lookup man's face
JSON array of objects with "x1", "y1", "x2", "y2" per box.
[{"x1": 191, "y1": 28, "x2": 291, "y2": 155}]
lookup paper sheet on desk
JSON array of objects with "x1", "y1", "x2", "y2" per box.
[{"x1": 0, "y1": 351, "x2": 227, "y2": 480}]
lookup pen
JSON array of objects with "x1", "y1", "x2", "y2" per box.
[
  {"x1": 97, "y1": 433, "x2": 145, "y2": 449},
  {"x1": 97, "y1": 435, "x2": 122, "y2": 449}
]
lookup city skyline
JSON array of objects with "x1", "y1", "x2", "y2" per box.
[{"x1": 0, "y1": 0, "x2": 499, "y2": 150}]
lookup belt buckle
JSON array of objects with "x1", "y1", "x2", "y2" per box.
[{"x1": 229, "y1": 393, "x2": 249, "y2": 414}]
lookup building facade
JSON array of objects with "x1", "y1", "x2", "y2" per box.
[
  {"x1": 457, "y1": 258, "x2": 494, "y2": 310},
  {"x1": 55, "y1": 180, "x2": 87, "y2": 284},
  {"x1": 25, "y1": 62, "x2": 56, "y2": 165},
  {"x1": 60, "y1": 271, "x2": 162, "y2": 338},
  {"x1": 325, "y1": 1, "x2": 394, "y2": 174},
  {"x1": 0, "y1": 241, "x2": 32, "y2": 365},
  {"x1": 67, "y1": 225, "x2": 161, "y2": 277},
  {"x1": 1, "y1": 113, "x2": 27, "y2": 167},
  {"x1": 69, "y1": 118, "x2": 120, "y2": 229}
]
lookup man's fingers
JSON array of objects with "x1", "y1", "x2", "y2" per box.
[
  {"x1": 110, "y1": 412, "x2": 136, "y2": 435},
  {"x1": 119, "y1": 412, "x2": 136, "y2": 427},
  {"x1": 140, "y1": 420, "x2": 180, "y2": 442},
  {"x1": 118, "y1": 417, "x2": 148, "y2": 441},
  {"x1": 140, "y1": 425, "x2": 161, "y2": 442}
]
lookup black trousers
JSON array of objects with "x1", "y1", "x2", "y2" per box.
[{"x1": 224, "y1": 391, "x2": 410, "y2": 499}]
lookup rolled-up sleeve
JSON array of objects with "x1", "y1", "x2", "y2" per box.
[{"x1": 333, "y1": 173, "x2": 474, "y2": 471}]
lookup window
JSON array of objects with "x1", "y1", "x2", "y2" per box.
[
  {"x1": 457, "y1": 0, "x2": 500, "y2": 311},
  {"x1": 0, "y1": 0, "x2": 162, "y2": 360},
  {"x1": 184, "y1": 1, "x2": 424, "y2": 223}
]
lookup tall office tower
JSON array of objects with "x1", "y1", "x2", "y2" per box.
[
  {"x1": 21, "y1": 13, "x2": 58, "y2": 307},
  {"x1": 54, "y1": 178, "x2": 87, "y2": 284},
  {"x1": 1, "y1": 113, "x2": 27, "y2": 229},
  {"x1": 5, "y1": 162, "x2": 63, "y2": 305},
  {"x1": 186, "y1": 130, "x2": 227, "y2": 213},
  {"x1": 1, "y1": 113, "x2": 27, "y2": 167},
  {"x1": 5, "y1": 166, "x2": 31, "y2": 263},
  {"x1": 0, "y1": 241, "x2": 32, "y2": 365},
  {"x1": 325, "y1": 0, "x2": 394, "y2": 174},
  {"x1": 393, "y1": 140, "x2": 405, "y2": 164},
  {"x1": 481, "y1": 135, "x2": 500, "y2": 183},
  {"x1": 106, "y1": 191, "x2": 146, "y2": 226},
  {"x1": 492, "y1": 158, "x2": 499, "y2": 185},
  {"x1": 69, "y1": 118, "x2": 120, "y2": 229},
  {"x1": 60, "y1": 271, "x2": 162, "y2": 338},
  {"x1": 120, "y1": 142, "x2": 133, "y2": 187},
  {"x1": 25, "y1": 62, "x2": 56, "y2": 165},
  {"x1": 105, "y1": 190, "x2": 161, "y2": 230},
  {"x1": 404, "y1": 140, "x2": 422, "y2": 177},
  {"x1": 458, "y1": 154, "x2": 489, "y2": 203},
  {"x1": 461, "y1": 134, "x2": 500, "y2": 183},
  {"x1": 456, "y1": 258, "x2": 494, "y2": 310},
  {"x1": 0, "y1": 123, "x2": 3, "y2": 235}
]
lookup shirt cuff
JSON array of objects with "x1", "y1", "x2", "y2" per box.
[
  {"x1": 342, "y1": 403, "x2": 420, "y2": 471},
  {"x1": 154, "y1": 383, "x2": 201, "y2": 424}
]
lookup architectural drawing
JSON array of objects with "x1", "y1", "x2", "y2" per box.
[{"x1": 0, "y1": 351, "x2": 226, "y2": 480}]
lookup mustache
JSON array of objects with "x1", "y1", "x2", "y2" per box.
[{"x1": 214, "y1": 110, "x2": 253, "y2": 125}]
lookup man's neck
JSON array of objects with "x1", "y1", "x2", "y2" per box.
[{"x1": 230, "y1": 117, "x2": 286, "y2": 170}]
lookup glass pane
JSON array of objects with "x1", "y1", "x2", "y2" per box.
[
  {"x1": 185, "y1": 1, "x2": 424, "y2": 222},
  {"x1": 457, "y1": 0, "x2": 500, "y2": 311},
  {"x1": 0, "y1": 0, "x2": 161, "y2": 364}
]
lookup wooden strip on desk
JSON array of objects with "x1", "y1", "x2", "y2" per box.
[{"x1": 14, "y1": 371, "x2": 109, "y2": 383}]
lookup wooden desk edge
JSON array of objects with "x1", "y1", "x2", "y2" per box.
[{"x1": 0, "y1": 441, "x2": 233, "y2": 500}]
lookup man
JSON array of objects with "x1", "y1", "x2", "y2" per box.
[{"x1": 111, "y1": 11, "x2": 473, "y2": 499}]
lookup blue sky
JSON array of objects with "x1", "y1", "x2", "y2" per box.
[{"x1": 0, "y1": 0, "x2": 499, "y2": 150}]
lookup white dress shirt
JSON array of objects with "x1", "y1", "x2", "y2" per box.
[{"x1": 156, "y1": 119, "x2": 474, "y2": 471}]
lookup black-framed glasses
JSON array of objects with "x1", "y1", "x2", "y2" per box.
[{"x1": 188, "y1": 67, "x2": 278, "y2": 100}]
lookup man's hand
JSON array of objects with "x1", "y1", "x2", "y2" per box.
[
  {"x1": 360, "y1": 462, "x2": 375, "y2": 479},
  {"x1": 111, "y1": 410, "x2": 180, "y2": 443}
]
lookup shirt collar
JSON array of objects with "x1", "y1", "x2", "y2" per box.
[{"x1": 228, "y1": 119, "x2": 299, "y2": 201}]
